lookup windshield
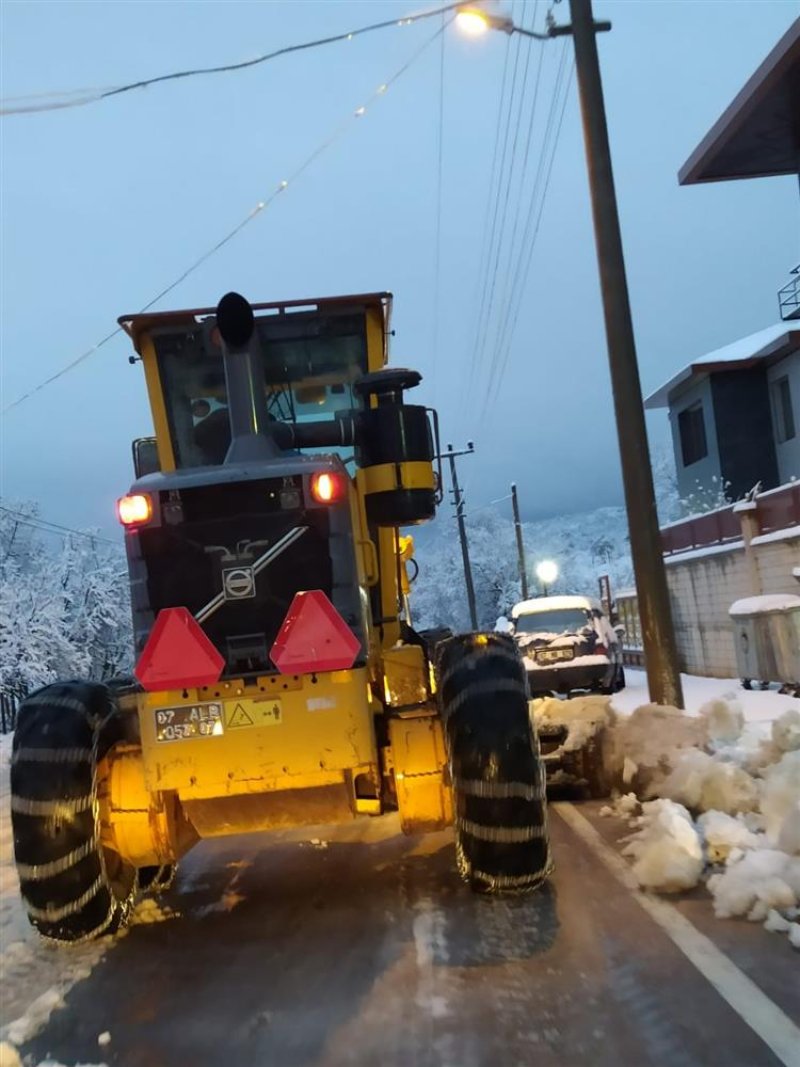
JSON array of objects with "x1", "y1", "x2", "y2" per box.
[
  {"x1": 154, "y1": 309, "x2": 368, "y2": 467},
  {"x1": 514, "y1": 609, "x2": 591, "y2": 635}
]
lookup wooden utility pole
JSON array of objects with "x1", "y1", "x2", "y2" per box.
[
  {"x1": 443, "y1": 442, "x2": 478, "y2": 630},
  {"x1": 511, "y1": 483, "x2": 529, "y2": 600},
  {"x1": 549, "y1": 0, "x2": 684, "y2": 708}
]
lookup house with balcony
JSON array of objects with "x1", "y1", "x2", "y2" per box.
[
  {"x1": 617, "y1": 19, "x2": 800, "y2": 679},
  {"x1": 645, "y1": 323, "x2": 800, "y2": 501}
]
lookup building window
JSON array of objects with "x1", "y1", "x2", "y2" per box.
[
  {"x1": 678, "y1": 401, "x2": 708, "y2": 467},
  {"x1": 772, "y1": 376, "x2": 796, "y2": 443}
]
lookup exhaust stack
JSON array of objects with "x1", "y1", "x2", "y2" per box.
[{"x1": 215, "y1": 291, "x2": 282, "y2": 463}]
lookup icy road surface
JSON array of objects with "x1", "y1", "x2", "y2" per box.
[
  {"x1": 3, "y1": 809, "x2": 799, "y2": 1067},
  {"x1": 2, "y1": 672, "x2": 799, "y2": 1067}
]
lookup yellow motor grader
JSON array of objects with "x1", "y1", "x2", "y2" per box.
[{"x1": 11, "y1": 291, "x2": 552, "y2": 942}]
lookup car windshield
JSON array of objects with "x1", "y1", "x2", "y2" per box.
[{"x1": 515, "y1": 609, "x2": 591, "y2": 635}]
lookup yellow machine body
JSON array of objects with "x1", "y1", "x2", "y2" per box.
[{"x1": 104, "y1": 292, "x2": 450, "y2": 869}]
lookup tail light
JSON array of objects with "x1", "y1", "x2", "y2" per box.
[
  {"x1": 117, "y1": 493, "x2": 153, "y2": 527},
  {"x1": 594, "y1": 643, "x2": 608, "y2": 657},
  {"x1": 309, "y1": 471, "x2": 346, "y2": 505}
]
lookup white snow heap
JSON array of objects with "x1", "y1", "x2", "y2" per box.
[
  {"x1": 760, "y1": 751, "x2": 800, "y2": 854},
  {"x1": 700, "y1": 697, "x2": 744, "y2": 745},
  {"x1": 772, "y1": 709, "x2": 800, "y2": 754},
  {"x1": 622, "y1": 799, "x2": 704, "y2": 893},
  {"x1": 729, "y1": 594, "x2": 800, "y2": 616},
  {"x1": 530, "y1": 695, "x2": 612, "y2": 754},
  {"x1": 657, "y1": 750, "x2": 759, "y2": 815},
  {"x1": 707, "y1": 848, "x2": 800, "y2": 922},
  {"x1": 606, "y1": 704, "x2": 708, "y2": 793},
  {"x1": 697, "y1": 810, "x2": 762, "y2": 863}
]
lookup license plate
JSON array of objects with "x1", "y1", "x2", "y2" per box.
[
  {"x1": 155, "y1": 702, "x2": 223, "y2": 742},
  {"x1": 537, "y1": 648, "x2": 574, "y2": 664}
]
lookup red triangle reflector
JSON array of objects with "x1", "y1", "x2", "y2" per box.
[
  {"x1": 270, "y1": 590, "x2": 361, "y2": 675},
  {"x1": 135, "y1": 607, "x2": 225, "y2": 692}
]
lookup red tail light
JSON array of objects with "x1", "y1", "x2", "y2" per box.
[
  {"x1": 310, "y1": 471, "x2": 346, "y2": 505},
  {"x1": 594, "y1": 643, "x2": 608, "y2": 657},
  {"x1": 117, "y1": 493, "x2": 152, "y2": 527}
]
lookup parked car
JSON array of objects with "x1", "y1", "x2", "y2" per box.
[{"x1": 507, "y1": 595, "x2": 625, "y2": 696}]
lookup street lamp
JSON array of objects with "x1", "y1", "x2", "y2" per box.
[
  {"x1": 455, "y1": 5, "x2": 551, "y2": 40},
  {"x1": 454, "y1": 0, "x2": 682, "y2": 709},
  {"x1": 536, "y1": 560, "x2": 558, "y2": 597}
]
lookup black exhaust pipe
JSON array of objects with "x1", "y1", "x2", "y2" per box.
[{"x1": 215, "y1": 291, "x2": 282, "y2": 463}]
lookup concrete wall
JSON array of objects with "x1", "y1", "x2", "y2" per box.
[
  {"x1": 767, "y1": 351, "x2": 800, "y2": 484},
  {"x1": 669, "y1": 377, "x2": 721, "y2": 500},
  {"x1": 664, "y1": 532, "x2": 800, "y2": 678}
]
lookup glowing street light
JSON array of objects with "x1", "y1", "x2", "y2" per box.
[
  {"x1": 455, "y1": 5, "x2": 548, "y2": 40},
  {"x1": 536, "y1": 560, "x2": 558, "y2": 596}
]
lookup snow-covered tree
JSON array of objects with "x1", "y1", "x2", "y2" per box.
[{"x1": 0, "y1": 503, "x2": 132, "y2": 697}]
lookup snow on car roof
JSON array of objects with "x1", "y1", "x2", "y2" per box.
[{"x1": 511, "y1": 595, "x2": 602, "y2": 618}]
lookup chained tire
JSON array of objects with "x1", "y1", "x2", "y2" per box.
[
  {"x1": 436, "y1": 633, "x2": 552, "y2": 894},
  {"x1": 10, "y1": 680, "x2": 137, "y2": 943}
]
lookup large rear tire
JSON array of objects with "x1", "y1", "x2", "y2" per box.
[
  {"x1": 11, "y1": 681, "x2": 136, "y2": 943},
  {"x1": 436, "y1": 633, "x2": 552, "y2": 894}
]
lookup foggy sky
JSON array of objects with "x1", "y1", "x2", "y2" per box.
[{"x1": 1, "y1": 0, "x2": 798, "y2": 538}]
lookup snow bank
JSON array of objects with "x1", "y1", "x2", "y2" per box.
[
  {"x1": 621, "y1": 800, "x2": 704, "y2": 893},
  {"x1": 761, "y1": 751, "x2": 800, "y2": 854},
  {"x1": 604, "y1": 692, "x2": 800, "y2": 949},
  {"x1": 531, "y1": 695, "x2": 612, "y2": 754},
  {"x1": 729, "y1": 594, "x2": 800, "y2": 616}
]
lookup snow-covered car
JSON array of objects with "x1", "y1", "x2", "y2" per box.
[{"x1": 508, "y1": 595, "x2": 625, "y2": 696}]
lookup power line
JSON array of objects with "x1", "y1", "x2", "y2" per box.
[
  {"x1": 1, "y1": 2, "x2": 462, "y2": 117},
  {"x1": 482, "y1": 51, "x2": 574, "y2": 418},
  {"x1": 0, "y1": 505, "x2": 120, "y2": 548},
  {"x1": 2, "y1": 20, "x2": 450, "y2": 415}
]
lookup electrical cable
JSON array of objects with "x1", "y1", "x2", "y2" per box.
[
  {"x1": 2, "y1": 19, "x2": 450, "y2": 415},
  {"x1": 1, "y1": 2, "x2": 462, "y2": 116},
  {"x1": 0, "y1": 505, "x2": 120, "y2": 547},
  {"x1": 479, "y1": 38, "x2": 568, "y2": 415},
  {"x1": 482, "y1": 51, "x2": 573, "y2": 418}
]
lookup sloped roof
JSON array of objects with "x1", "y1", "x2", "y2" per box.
[
  {"x1": 645, "y1": 323, "x2": 800, "y2": 409},
  {"x1": 679, "y1": 19, "x2": 800, "y2": 183}
]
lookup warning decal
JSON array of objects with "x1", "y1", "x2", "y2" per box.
[{"x1": 224, "y1": 699, "x2": 282, "y2": 730}]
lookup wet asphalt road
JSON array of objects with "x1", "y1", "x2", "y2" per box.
[{"x1": 17, "y1": 804, "x2": 800, "y2": 1067}]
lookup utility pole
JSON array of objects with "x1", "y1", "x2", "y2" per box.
[
  {"x1": 511, "y1": 482, "x2": 529, "y2": 600},
  {"x1": 550, "y1": 0, "x2": 684, "y2": 708},
  {"x1": 442, "y1": 441, "x2": 478, "y2": 630}
]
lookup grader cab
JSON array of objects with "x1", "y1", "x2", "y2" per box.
[{"x1": 11, "y1": 291, "x2": 551, "y2": 943}]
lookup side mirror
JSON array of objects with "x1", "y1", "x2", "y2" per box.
[
  {"x1": 132, "y1": 437, "x2": 160, "y2": 478},
  {"x1": 614, "y1": 624, "x2": 626, "y2": 640}
]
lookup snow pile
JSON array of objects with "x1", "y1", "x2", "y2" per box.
[
  {"x1": 531, "y1": 695, "x2": 612, "y2": 754},
  {"x1": 760, "y1": 751, "x2": 800, "y2": 854},
  {"x1": 129, "y1": 899, "x2": 177, "y2": 926},
  {"x1": 696, "y1": 810, "x2": 762, "y2": 863},
  {"x1": 700, "y1": 697, "x2": 744, "y2": 745},
  {"x1": 606, "y1": 695, "x2": 800, "y2": 948},
  {"x1": 6, "y1": 989, "x2": 64, "y2": 1046},
  {"x1": 707, "y1": 849, "x2": 800, "y2": 921},
  {"x1": 599, "y1": 792, "x2": 640, "y2": 819},
  {"x1": 604, "y1": 703, "x2": 707, "y2": 793},
  {"x1": 657, "y1": 750, "x2": 759, "y2": 815},
  {"x1": 621, "y1": 800, "x2": 704, "y2": 893}
]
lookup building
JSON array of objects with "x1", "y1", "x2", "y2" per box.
[
  {"x1": 645, "y1": 324, "x2": 800, "y2": 500},
  {"x1": 646, "y1": 18, "x2": 800, "y2": 503}
]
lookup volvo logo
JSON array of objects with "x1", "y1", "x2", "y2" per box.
[{"x1": 222, "y1": 566, "x2": 256, "y2": 601}]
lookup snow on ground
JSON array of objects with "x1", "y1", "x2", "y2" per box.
[
  {"x1": 604, "y1": 672, "x2": 800, "y2": 949},
  {"x1": 0, "y1": 734, "x2": 113, "y2": 1066}
]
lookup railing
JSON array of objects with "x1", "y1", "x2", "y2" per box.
[
  {"x1": 661, "y1": 481, "x2": 800, "y2": 556},
  {"x1": 778, "y1": 267, "x2": 800, "y2": 321},
  {"x1": 661, "y1": 504, "x2": 742, "y2": 556},
  {"x1": 756, "y1": 481, "x2": 800, "y2": 536},
  {"x1": 0, "y1": 689, "x2": 25, "y2": 733}
]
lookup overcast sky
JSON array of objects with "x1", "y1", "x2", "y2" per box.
[{"x1": 1, "y1": 0, "x2": 798, "y2": 537}]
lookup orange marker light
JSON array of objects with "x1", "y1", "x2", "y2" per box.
[
  {"x1": 117, "y1": 493, "x2": 153, "y2": 527},
  {"x1": 310, "y1": 472, "x2": 345, "y2": 505}
]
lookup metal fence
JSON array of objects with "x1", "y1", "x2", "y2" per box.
[{"x1": 0, "y1": 689, "x2": 25, "y2": 734}]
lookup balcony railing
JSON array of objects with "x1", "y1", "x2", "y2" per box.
[{"x1": 778, "y1": 266, "x2": 800, "y2": 321}]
